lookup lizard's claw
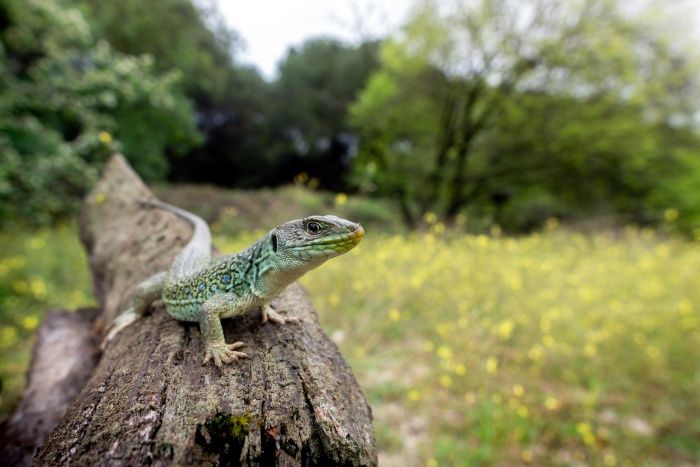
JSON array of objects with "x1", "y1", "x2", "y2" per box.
[
  {"x1": 202, "y1": 341, "x2": 248, "y2": 367},
  {"x1": 262, "y1": 304, "x2": 300, "y2": 325},
  {"x1": 101, "y1": 307, "x2": 138, "y2": 350}
]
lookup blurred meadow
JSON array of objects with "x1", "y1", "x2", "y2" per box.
[{"x1": 2, "y1": 0, "x2": 700, "y2": 464}]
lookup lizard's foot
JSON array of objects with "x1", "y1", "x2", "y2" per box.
[
  {"x1": 101, "y1": 307, "x2": 138, "y2": 350},
  {"x1": 202, "y1": 341, "x2": 248, "y2": 367},
  {"x1": 261, "y1": 304, "x2": 300, "y2": 325}
]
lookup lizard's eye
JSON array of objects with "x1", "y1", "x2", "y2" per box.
[{"x1": 306, "y1": 221, "x2": 322, "y2": 235}]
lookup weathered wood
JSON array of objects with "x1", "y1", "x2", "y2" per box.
[
  {"x1": 0, "y1": 308, "x2": 99, "y2": 467},
  {"x1": 34, "y1": 154, "x2": 376, "y2": 465}
]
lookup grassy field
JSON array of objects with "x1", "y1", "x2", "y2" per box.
[
  {"x1": 0, "y1": 223, "x2": 95, "y2": 419},
  {"x1": 0, "y1": 193, "x2": 699, "y2": 465}
]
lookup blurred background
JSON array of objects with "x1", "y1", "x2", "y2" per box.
[{"x1": 1, "y1": 0, "x2": 700, "y2": 464}]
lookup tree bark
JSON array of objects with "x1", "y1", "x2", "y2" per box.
[
  {"x1": 0, "y1": 308, "x2": 99, "y2": 466},
  {"x1": 31, "y1": 154, "x2": 376, "y2": 466}
]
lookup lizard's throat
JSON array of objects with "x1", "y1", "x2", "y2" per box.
[{"x1": 255, "y1": 261, "x2": 317, "y2": 298}]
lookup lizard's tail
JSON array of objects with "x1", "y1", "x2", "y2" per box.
[
  {"x1": 139, "y1": 199, "x2": 205, "y2": 228},
  {"x1": 140, "y1": 199, "x2": 212, "y2": 280}
]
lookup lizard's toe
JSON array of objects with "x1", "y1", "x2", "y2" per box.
[
  {"x1": 202, "y1": 351, "x2": 213, "y2": 366},
  {"x1": 220, "y1": 352, "x2": 234, "y2": 364},
  {"x1": 204, "y1": 343, "x2": 248, "y2": 366},
  {"x1": 213, "y1": 354, "x2": 223, "y2": 367},
  {"x1": 227, "y1": 341, "x2": 246, "y2": 351},
  {"x1": 221, "y1": 349, "x2": 248, "y2": 364},
  {"x1": 266, "y1": 308, "x2": 300, "y2": 325}
]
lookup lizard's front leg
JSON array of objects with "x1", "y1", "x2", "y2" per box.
[
  {"x1": 261, "y1": 303, "x2": 300, "y2": 325},
  {"x1": 200, "y1": 294, "x2": 248, "y2": 367}
]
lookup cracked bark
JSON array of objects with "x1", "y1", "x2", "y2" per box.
[{"x1": 29, "y1": 154, "x2": 376, "y2": 466}]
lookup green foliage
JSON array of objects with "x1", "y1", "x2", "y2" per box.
[
  {"x1": 273, "y1": 38, "x2": 379, "y2": 143},
  {"x1": 153, "y1": 183, "x2": 403, "y2": 236},
  {"x1": 264, "y1": 39, "x2": 379, "y2": 190},
  {"x1": 646, "y1": 130, "x2": 700, "y2": 237},
  {"x1": 351, "y1": 0, "x2": 700, "y2": 231},
  {"x1": 71, "y1": 0, "x2": 238, "y2": 104},
  {"x1": 0, "y1": 0, "x2": 199, "y2": 225}
]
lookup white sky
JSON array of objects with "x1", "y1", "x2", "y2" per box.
[
  {"x1": 215, "y1": 0, "x2": 700, "y2": 80},
  {"x1": 216, "y1": 0, "x2": 412, "y2": 79}
]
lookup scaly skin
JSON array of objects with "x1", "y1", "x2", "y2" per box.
[{"x1": 104, "y1": 201, "x2": 364, "y2": 367}]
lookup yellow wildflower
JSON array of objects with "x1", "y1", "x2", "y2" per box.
[
  {"x1": 544, "y1": 397, "x2": 561, "y2": 411},
  {"x1": 388, "y1": 308, "x2": 401, "y2": 322},
  {"x1": 439, "y1": 375, "x2": 452, "y2": 387},
  {"x1": 604, "y1": 451, "x2": 617, "y2": 466},
  {"x1": 424, "y1": 212, "x2": 438, "y2": 224},
  {"x1": 98, "y1": 131, "x2": 113, "y2": 144},
  {"x1": 663, "y1": 208, "x2": 679, "y2": 222},
  {"x1": 437, "y1": 346, "x2": 453, "y2": 360},
  {"x1": 485, "y1": 356, "x2": 498, "y2": 375},
  {"x1": 497, "y1": 319, "x2": 515, "y2": 340},
  {"x1": 30, "y1": 278, "x2": 47, "y2": 299},
  {"x1": 22, "y1": 315, "x2": 39, "y2": 331},
  {"x1": 576, "y1": 422, "x2": 596, "y2": 446},
  {"x1": 334, "y1": 193, "x2": 348, "y2": 206}
]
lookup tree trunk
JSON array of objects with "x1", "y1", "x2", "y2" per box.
[{"x1": 24, "y1": 154, "x2": 375, "y2": 465}]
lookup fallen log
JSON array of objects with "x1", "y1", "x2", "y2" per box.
[
  {"x1": 28, "y1": 154, "x2": 375, "y2": 465},
  {"x1": 0, "y1": 308, "x2": 99, "y2": 466}
]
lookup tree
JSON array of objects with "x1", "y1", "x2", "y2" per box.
[
  {"x1": 267, "y1": 38, "x2": 380, "y2": 190},
  {"x1": 71, "y1": 0, "x2": 281, "y2": 189},
  {"x1": 350, "y1": 0, "x2": 700, "y2": 228},
  {"x1": 0, "y1": 0, "x2": 199, "y2": 225},
  {"x1": 71, "y1": 0, "x2": 238, "y2": 104}
]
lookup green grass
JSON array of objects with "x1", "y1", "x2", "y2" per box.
[
  {"x1": 0, "y1": 223, "x2": 94, "y2": 419},
  {"x1": 220, "y1": 225, "x2": 700, "y2": 466},
  {"x1": 0, "y1": 195, "x2": 699, "y2": 465},
  {"x1": 154, "y1": 183, "x2": 404, "y2": 235}
]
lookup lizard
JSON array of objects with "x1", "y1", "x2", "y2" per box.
[{"x1": 103, "y1": 199, "x2": 364, "y2": 367}]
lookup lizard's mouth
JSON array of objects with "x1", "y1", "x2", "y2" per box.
[{"x1": 293, "y1": 226, "x2": 364, "y2": 255}]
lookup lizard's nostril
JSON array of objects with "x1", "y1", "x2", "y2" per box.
[{"x1": 354, "y1": 225, "x2": 365, "y2": 238}]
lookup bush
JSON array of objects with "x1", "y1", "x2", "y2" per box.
[{"x1": 0, "y1": 0, "x2": 200, "y2": 225}]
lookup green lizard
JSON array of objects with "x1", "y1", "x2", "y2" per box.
[{"x1": 104, "y1": 200, "x2": 364, "y2": 367}]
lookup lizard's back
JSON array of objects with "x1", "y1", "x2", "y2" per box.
[{"x1": 163, "y1": 252, "x2": 256, "y2": 321}]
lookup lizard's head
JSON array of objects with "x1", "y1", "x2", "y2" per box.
[{"x1": 270, "y1": 215, "x2": 364, "y2": 268}]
